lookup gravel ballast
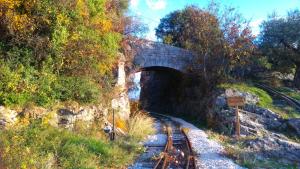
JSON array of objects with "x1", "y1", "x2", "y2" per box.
[{"x1": 170, "y1": 117, "x2": 246, "y2": 169}]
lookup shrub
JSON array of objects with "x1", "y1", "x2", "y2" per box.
[
  {"x1": 0, "y1": 0, "x2": 125, "y2": 107},
  {"x1": 0, "y1": 61, "x2": 102, "y2": 107},
  {"x1": 0, "y1": 61, "x2": 36, "y2": 106},
  {"x1": 33, "y1": 70, "x2": 59, "y2": 106},
  {"x1": 55, "y1": 76, "x2": 101, "y2": 104}
]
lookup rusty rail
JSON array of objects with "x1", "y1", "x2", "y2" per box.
[
  {"x1": 153, "y1": 125, "x2": 172, "y2": 169},
  {"x1": 152, "y1": 113, "x2": 197, "y2": 169},
  {"x1": 182, "y1": 128, "x2": 197, "y2": 169}
]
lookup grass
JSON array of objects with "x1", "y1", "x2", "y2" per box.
[
  {"x1": 218, "y1": 82, "x2": 300, "y2": 119},
  {"x1": 271, "y1": 105, "x2": 300, "y2": 119},
  {"x1": 128, "y1": 112, "x2": 155, "y2": 141},
  {"x1": 0, "y1": 112, "x2": 155, "y2": 169}
]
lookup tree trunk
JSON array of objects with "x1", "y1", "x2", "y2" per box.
[{"x1": 294, "y1": 63, "x2": 300, "y2": 89}]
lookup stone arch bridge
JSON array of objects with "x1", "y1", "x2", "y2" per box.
[
  {"x1": 114, "y1": 40, "x2": 199, "y2": 119},
  {"x1": 129, "y1": 40, "x2": 196, "y2": 73}
]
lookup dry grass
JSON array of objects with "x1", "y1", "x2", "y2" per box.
[
  {"x1": 127, "y1": 112, "x2": 155, "y2": 141},
  {"x1": 130, "y1": 101, "x2": 142, "y2": 117}
]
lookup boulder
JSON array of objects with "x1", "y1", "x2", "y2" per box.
[
  {"x1": 246, "y1": 106, "x2": 283, "y2": 130},
  {"x1": 21, "y1": 106, "x2": 47, "y2": 119},
  {"x1": 57, "y1": 106, "x2": 104, "y2": 129},
  {"x1": 0, "y1": 106, "x2": 18, "y2": 129},
  {"x1": 215, "y1": 94, "x2": 227, "y2": 108},
  {"x1": 58, "y1": 109, "x2": 77, "y2": 129},
  {"x1": 246, "y1": 133, "x2": 300, "y2": 165},
  {"x1": 215, "y1": 89, "x2": 259, "y2": 109},
  {"x1": 225, "y1": 89, "x2": 259, "y2": 105},
  {"x1": 76, "y1": 107, "x2": 95, "y2": 122}
]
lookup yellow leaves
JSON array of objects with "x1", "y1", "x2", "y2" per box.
[
  {"x1": 76, "y1": 0, "x2": 89, "y2": 18},
  {"x1": 99, "y1": 19, "x2": 112, "y2": 32},
  {"x1": 42, "y1": 110, "x2": 58, "y2": 127},
  {"x1": 24, "y1": 0, "x2": 37, "y2": 11},
  {"x1": 11, "y1": 14, "x2": 31, "y2": 32},
  {"x1": 0, "y1": 0, "x2": 34, "y2": 34},
  {"x1": 0, "y1": 0, "x2": 21, "y2": 9},
  {"x1": 97, "y1": 62, "x2": 112, "y2": 76},
  {"x1": 75, "y1": 0, "x2": 114, "y2": 33},
  {"x1": 56, "y1": 13, "x2": 70, "y2": 26},
  {"x1": 15, "y1": 115, "x2": 31, "y2": 128},
  {"x1": 70, "y1": 33, "x2": 80, "y2": 41}
]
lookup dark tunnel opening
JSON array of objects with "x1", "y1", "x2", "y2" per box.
[
  {"x1": 138, "y1": 66, "x2": 208, "y2": 121},
  {"x1": 140, "y1": 67, "x2": 183, "y2": 114}
]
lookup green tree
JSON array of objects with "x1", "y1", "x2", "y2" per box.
[
  {"x1": 259, "y1": 9, "x2": 300, "y2": 88},
  {"x1": 155, "y1": 3, "x2": 255, "y2": 82}
]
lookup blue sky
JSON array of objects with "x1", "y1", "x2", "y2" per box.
[{"x1": 128, "y1": 0, "x2": 300, "y2": 40}]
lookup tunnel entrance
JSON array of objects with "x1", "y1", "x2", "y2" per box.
[
  {"x1": 128, "y1": 66, "x2": 208, "y2": 121},
  {"x1": 139, "y1": 67, "x2": 183, "y2": 114}
]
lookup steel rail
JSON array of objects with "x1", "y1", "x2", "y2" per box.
[
  {"x1": 182, "y1": 128, "x2": 197, "y2": 169},
  {"x1": 255, "y1": 83, "x2": 300, "y2": 110},
  {"x1": 151, "y1": 112, "x2": 197, "y2": 169},
  {"x1": 153, "y1": 124, "x2": 172, "y2": 169}
]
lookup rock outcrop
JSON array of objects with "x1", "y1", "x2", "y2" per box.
[
  {"x1": 216, "y1": 88, "x2": 260, "y2": 107},
  {"x1": 112, "y1": 53, "x2": 131, "y2": 120},
  {"x1": 213, "y1": 89, "x2": 300, "y2": 165},
  {"x1": 0, "y1": 106, "x2": 18, "y2": 129},
  {"x1": 245, "y1": 133, "x2": 300, "y2": 165},
  {"x1": 58, "y1": 106, "x2": 104, "y2": 129},
  {"x1": 287, "y1": 118, "x2": 300, "y2": 136},
  {"x1": 214, "y1": 89, "x2": 290, "y2": 136},
  {"x1": 0, "y1": 105, "x2": 108, "y2": 130}
]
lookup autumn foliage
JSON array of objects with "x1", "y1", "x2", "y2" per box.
[{"x1": 0, "y1": 0, "x2": 128, "y2": 106}]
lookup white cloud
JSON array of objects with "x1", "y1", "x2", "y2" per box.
[
  {"x1": 146, "y1": 0, "x2": 167, "y2": 10},
  {"x1": 130, "y1": 0, "x2": 140, "y2": 8},
  {"x1": 146, "y1": 31, "x2": 157, "y2": 41},
  {"x1": 250, "y1": 19, "x2": 263, "y2": 36},
  {"x1": 145, "y1": 18, "x2": 160, "y2": 41}
]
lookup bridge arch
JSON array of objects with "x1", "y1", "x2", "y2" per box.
[{"x1": 130, "y1": 40, "x2": 195, "y2": 73}]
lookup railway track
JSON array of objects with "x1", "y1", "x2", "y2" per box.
[
  {"x1": 152, "y1": 113, "x2": 197, "y2": 169},
  {"x1": 255, "y1": 83, "x2": 300, "y2": 110}
]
